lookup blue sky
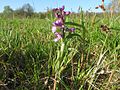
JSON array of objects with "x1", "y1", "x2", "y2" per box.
[{"x1": 0, "y1": 0, "x2": 111, "y2": 12}]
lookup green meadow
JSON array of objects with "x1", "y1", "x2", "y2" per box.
[{"x1": 0, "y1": 12, "x2": 120, "y2": 90}]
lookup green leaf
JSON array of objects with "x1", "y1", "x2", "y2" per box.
[
  {"x1": 66, "y1": 33, "x2": 87, "y2": 43},
  {"x1": 65, "y1": 22, "x2": 82, "y2": 27}
]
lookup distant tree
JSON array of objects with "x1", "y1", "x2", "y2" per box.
[
  {"x1": 22, "y1": 3, "x2": 34, "y2": 17},
  {"x1": 3, "y1": 6, "x2": 13, "y2": 18},
  {"x1": 14, "y1": 3, "x2": 34, "y2": 18},
  {"x1": 3, "y1": 6, "x2": 13, "y2": 14},
  {"x1": 107, "y1": 0, "x2": 120, "y2": 13},
  {"x1": 15, "y1": 8, "x2": 24, "y2": 14},
  {"x1": 14, "y1": 8, "x2": 24, "y2": 18}
]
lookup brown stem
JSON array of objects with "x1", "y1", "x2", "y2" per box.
[
  {"x1": 105, "y1": 70, "x2": 114, "y2": 89},
  {"x1": 80, "y1": 52, "x2": 84, "y2": 71},
  {"x1": 71, "y1": 58, "x2": 74, "y2": 90},
  {"x1": 53, "y1": 75, "x2": 57, "y2": 90}
]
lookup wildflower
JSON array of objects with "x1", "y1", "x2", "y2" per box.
[
  {"x1": 69, "y1": 28, "x2": 75, "y2": 32},
  {"x1": 53, "y1": 6, "x2": 65, "y2": 18},
  {"x1": 53, "y1": 19, "x2": 64, "y2": 27},
  {"x1": 53, "y1": 5, "x2": 70, "y2": 20},
  {"x1": 52, "y1": 26, "x2": 57, "y2": 33},
  {"x1": 54, "y1": 12, "x2": 62, "y2": 18},
  {"x1": 53, "y1": 32, "x2": 62, "y2": 42},
  {"x1": 100, "y1": 25, "x2": 110, "y2": 33},
  {"x1": 95, "y1": 6, "x2": 99, "y2": 9},
  {"x1": 52, "y1": 6, "x2": 75, "y2": 42},
  {"x1": 52, "y1": 18, "x2": 64, "y2": 33},
  {"x1": 95, "y1": 5, "x2": 106, "y2": 11},
  {"x1": 64, "y1": 11, "x2": 71, "y2": 15},
  {"x1": 60, "y1": 5, "x2": 65, "y2": 11},
  {"x1": 95, "y1": 0, "x2": 106, "y2": 11},
  {"x1": 99, "y1": 5, "x2": 106, "y2": 11}
]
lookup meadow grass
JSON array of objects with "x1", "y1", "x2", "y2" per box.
[{"x1": 0, "y1": 12, "x2": 120, "y2": 90}]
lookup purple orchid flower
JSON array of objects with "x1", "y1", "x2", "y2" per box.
[
  {"x1": 53, "y1": 8, "x2": 59, "y2": 12},
  {"x1": 53, "y1": 32, "x2": 62, "y2": 42},
  {"x1": 52, "y1": 19, "x2": 64, "y2": 33},
  {"x1": 59, "y1": 6, "x2": 65, "y2": 11},
  {"x1": 53, "y1": 6, "x2": 64, "y2": 12},
  {"x1": 53, "y1": 19, "x2": 64, "y2": 27},
  {"x1": 52, "y1": 26, "x2": 57, "y2": 33},
  {"x1": 64, "y1": 11, "x2": 71, "y2": 15},
  {"x1": 69, "y1": 28, "x2": 75, "y2": 32},
  {"x1": 53, "y1": 5, "x2": 70, "y2": 19},
  {"x1": 55, "y1": 12, "x2": 62, "y2": 18},
  {"x1": 52, "y1": 6, "x2": 75, "y2": 42}
]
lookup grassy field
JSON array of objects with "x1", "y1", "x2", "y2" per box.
[{"x1": 0, "y1": 12, "x2": 120, "y2": 90}]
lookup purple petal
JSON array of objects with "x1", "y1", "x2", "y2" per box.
[
  {"x1": 55, "y1": 13, "x2": 59, "y2": 18},
  {"x1": 52, "y1": 26, "x2": 57, "y2": 33},
  {"x1": 69, "y1": 28, "x2": 75, "y2": 32},
  {"x1": 60, "y1": 6, "x2": 65, "y2": 11},
  {"x1": 62, "y1": 6, "x2": 65, "y2": 10},
  {"x1": 53, "y1": 19, "x2": 63, "y2": 27},
  {"x1": 64, "y1": 11, "x2": 71, "y2": 15},
  {"x1": 53, "y1": 8, "x2": 59, "y2": 12},
  {"x1": 53, "y1": 38, "x2": 59, "y2": 42},
  {"x1": 53, "y1": 32, "x2": 62, "y2": 42},
  {"x1": 55, "y1": 32, "x2": 62, "y2": 38},
  {"x1": 55, "y1": 13, "x2": 61, "y2": 18}
]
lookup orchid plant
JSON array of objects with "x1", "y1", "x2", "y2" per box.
[
  {"x1": 50, "y1": 6, "x2": 78, "y2": 90},
  {"x1": 52, "y1": 6, "x2": 75, "y2": 42}
]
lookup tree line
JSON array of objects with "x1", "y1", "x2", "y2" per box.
[
  {"x1": 0, "y1": 3, "x2": 54, "y2": 19},
  {"x1": 0, "y1": 0, "x2": 120, "y2": 19}
]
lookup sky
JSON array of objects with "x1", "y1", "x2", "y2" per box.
[{"x1": 0, "y1": 0, "x2": 111, "y2": 12}]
